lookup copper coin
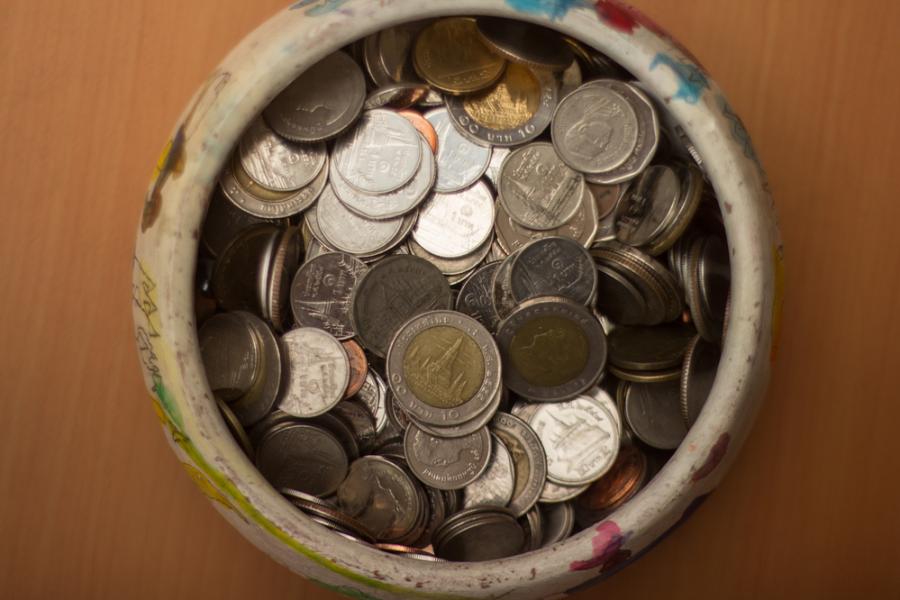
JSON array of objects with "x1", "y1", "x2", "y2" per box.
[
  {"x1": 341, "y1": 339, "x2": 369, "y2": 399},
  {"x1": 398, "y1": 110, "x2": 438, "y2": 154},
  {"x1": 576, "y1": 443, "x2": 647, "y2": 515}
]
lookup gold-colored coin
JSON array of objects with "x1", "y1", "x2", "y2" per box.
[
  {"x1": 509, "y1": 316, "x2": 589, "y2": 387},
  {"x1": 413, "y1": 18, "x2": 506, "y2": 95},
  {"x1": 462, "y1": 62, "x2": 541, "y2": 130},
  {"x1": 402, "y1": 325, "x2": 485, "y2": 408}
]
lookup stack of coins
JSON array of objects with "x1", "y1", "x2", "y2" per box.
[{"x1": 197, "y1": 15, "x2": 729, "y2": 563}]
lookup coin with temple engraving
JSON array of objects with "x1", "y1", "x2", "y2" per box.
[
  {"x1": 238, "y1": 117, "x2": 326, "y2": 192},
  {"x1": 412, "y1": 180, "x2": 495, "y2": 259},
  {"x1": 494, "y1": 183, "x2": 598, "y2": 254},
  {"x1": 413, "y1": 18, "x2": 506, "y2": 95},
  {"x1": 404, "y1": 424, "x2": 491, "y2": 490},
  {"x1": 290, "y1": 252, "x2": 368, "y2": 339},
  {"x1": 462, "y1": 433, "x2": 515, "y2": 508},
  {"x1": 279, "y1": 327, "x2": 350, "y2": 418},
  {"x1": 425, "y1": 108, "x2": 492, "y2": 193},
  {"x1": 508, "y1": 236, "x2": 597, "y2": 305},
  {"x1": 456, "y1": 261, "x2": 502, "y2": 331}
]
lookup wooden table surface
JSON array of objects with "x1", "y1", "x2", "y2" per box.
[{"x1": 2, "y1": 1, "x2": 899, "y2": 598}]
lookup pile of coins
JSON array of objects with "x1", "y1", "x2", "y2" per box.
[{"x1": 195, "y1": 15, "x2": 731, "y2": 562}]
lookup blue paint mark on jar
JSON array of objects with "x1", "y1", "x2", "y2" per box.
[
  {"x1": 649, "y1": 53, "x2": 709, "y2": 104},
  {"x1": 289, "y1": 0, "x2": 350, "y2": 16},
  {"x1": 504, "y1": 0, "x2": 591, "y2": 21}
]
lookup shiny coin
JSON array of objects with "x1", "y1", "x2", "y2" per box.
[
  {"x1": 387, "y1": 310, "x2": 501, "y2": 427},
  {"x1": 680, "y1": 335, "x2": 720, "y2": 427},
  {"x1": 586, "y1": 385, "x2": 623, "y2": 438},
  {"x1": 463, "y1": 433, "x2": 515, "y2": 508},
  {"x1": 490, "y1": 251, "x2": 519, "y2": 320},
  {"x1": 263, "y1": 50, "x2": 365, "y2": 142},
  {"x1": 341, "y1": 340, "x2": 369, "y2": 399},
  {"x1": 314, "y1": 185, "x2": 405, "y2": 255},
  {"x1": 494, "y1": 183, "x2": 598, "y2": 254},
  {"x1": 456, "y1": 261, "x2": 502, "y2": 331},
  {"x1": 614, "y1": 164, "x2": 681, "y2": 248},
  {"x1": 540, "y1": 502, "x2": 575, "y2": 547},
  {"x1": 608, "y1": 322, "x2": 696, "y2": 372},
  {"x1": 256, "y1": 422, "x2": 348, "y2": 497},
  {"x1": 279, "y1": 328, "x2": 350, "y2": 418},
  {"x1": 446, "y1": 63, "x2": 556, "y2": 147},
  {"x1": 539, "y1": 479, "x2": 590, "y2": 504},
  {"x1": 219, "y1": 152, "x2": 327, "y2": 218},
  {"x1": 496, "y1": 296, "x2": 607, "y2": 402},
  {"x1": 484, "y1": 147, "x2": 510, "y2": 189},
  {"x1": 398, "y1": 110, "x2": 439, "y2": 154},
  {"x1": 624, "y1": 379, "x2": 688, "y2": 450},
  {"x1": 433, "y1": 507, "x2": 525, "y2": 561},
  {"x1": 290, "y1": 252, "x2": 368, "y2": 339},
  {"x1": 412, "y1": 181, "x2": 495, "y2": 259},
  {"x1": 521, "y1": 505, "x2": 544, "y2": 551},
  {"x1": 199, "y1": 312, "x2": 260, "y2": 402},
  {"x1": 351, "y1": 368, "x2": 389, "y2": 433},
  {"x1": 475, "y1": 17, "x2": 574, "y2": 71},
  {"x1": 498, "y1": 142, "x2": 585, "y2": 231},
  {"x1": 408, "y1": 235, "x2": 493, "y2": 277},
  {"x1": 227, "y1": 312, "x2": 284, "y2": 427},
  {"x1": 413, "y1": 18, "x2": 506, "y2": 95},
  {"x1": 337, "y1": 456, "x2": 423, "y2": 542},
  {"x1": 238, "y1": 117, "x2": 326, "y2": 192},
  {"x1": 215, "y1": 395, "x2": 254, "y2": 458},
  {"x1": 508, "y1": 236, "x2": 597, "y2": 305},
  {"x1": 351, "y1": 255, "x2": 453, "y2": 358},
  {"x1": 333, "y1": 109, "x2": 422, "y2": 194},
  {"x1": 491, "y1": 412, "x2": 547, "y2": 517},
  {"x1": 364, "y1": 83, "x2": 432, "y2": 111},
  {"x1": 574, "y1": 442, "x2": 648, "y2": 527},
  {"x1": 201, "y1": 192, "x2": 283, "y2": 258},
  {"x1": 425, "y1": 108, "x2": 492, "y2": 193},
  {"x1": 404, "y1": 424, "x2": 491, "y2": 490},
  {"x1": 263, "y1": 226, "x2": 302, "y2": 331}
]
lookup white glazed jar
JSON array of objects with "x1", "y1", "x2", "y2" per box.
[{"x1": 132, "y1": 1, "x2": 784, "y2": 598}]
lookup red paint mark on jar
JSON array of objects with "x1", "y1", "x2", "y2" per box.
[
  {"x1": 691, "y1": 432, "x2": 731, "y2": 482},
  {"x1": 569, "y1": 521, "x2": 628, "y2": 571}
]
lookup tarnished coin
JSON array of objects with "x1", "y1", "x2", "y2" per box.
[
  {"x1": 282, "y1": 488, "x2": 376, "y2": 544},
  {"x1": 539, "y1": 479, "x2": 589, "y2": 504},
  {"x1": 352, "y1": 369, "x2": 388, "y2": 433},
  {"x1": 263, "y1": 226, "x2": 303, "y2": 331},
  {"x1": 412, "y1": 181, "x2": 495, "y2": 259},
  {"x1": 494, "y1": 183, "x2": 598, "y2": 254},
  {"x1": 456, "y1": 261, "x2": 502, "y2": 331},
  {"x1": 433, "y1": 507, "x2": 524, "y2": 562},
  {"x1": 332, "y1": 400, "x2": 377, "y2": 453},
  {"x1": 341, "y1": 340, "x2": 369, "y2": 399},
  {"x1": 279, "y1": 328, "x2": 350, "y2": 418},
  {"x1": 256, "y1": 422, "x2": 348, "y2": 497},
  {"x1": 475, "y1": 17, "x2": 574, "y2": 71},
  {"x1": 574, "y1": 442, "x2": 647, "y2": 527},
  {"x1": 680, "y1": 335, "x2": 720, "y2": 427},
  {"x1": 364, "y1": 83, "x2": 432, "y2": 111},
  {"x1": 333, "y1": 109, "x2": 422, "y2": 194},
  {"x1": 211, "y1": 224, "x2": 279, "y2": 314},
  {"x1": 496, "y1": 297, "x2": 607, "y2": 402},
  {"x1": 498, "y1": 142, "x2": 585, "y2": 231},
  {"x1": 491, "y1": 412, "x2": 547, "y2": 517},
  {"x1": 219, "y1": 152, "x2": 327, "y2": 218},
  {"x1": 337, "y1": 456, "x2": 422, "y2": 542},
  {"x1": 215, "y1": 396, "x2": 254, "y2": 458},
  {"x1": 446, "y1": 63, "x2": 556, "y2": 147},
  {"x1": 227, "y1": 313, "x2": 283, "y2": 427},
  {"x1": 413, "y1": 18, "x2": 506, "y2": 95},
  {"x1": 463, "y1": 433, "x2": 515, "y2": 509},
  {"x1": 387, "y1": 310, "x2": 500, "y2": 427},
  {"x1": 314, "y1": 185, "x2": 405, "y2": 256},
  {"x1": 521, "y1": 505, "x2": 544, "y2": 551},
  {"x1": 199, "y1": 312, "x2": 260, "y2": 402},
  {"x1": 551, "y1": 82, "x2": 639, "y2": 174},
  {"x1": 363, "y1": 23, "x2": 426, "y2": 86},
  {"x1": 624, "y1": 379, "x2": 688, "y2": 450},
  {"x1": 290, "y1": 252, "x2": 368, "y2": 339},
  {"x1": 263, "y1": 51, "x2": 365, "y2": 142},
  {"x1": 404, "y1": 424, "x2": 491, "y2": 490},
  {"x1": 530, "y1": 395, "x2": 620, "y2": 485},
  {"x1": 425, "y1": 108, "x2": 492, "y2": 193},
  {"x1": 351, "y1": 255, "x2": 453, "y2": 358},
  {"x1": 238, "y1": 117, "x2": 326, "y2": 192},
  {"x1": 593, "y1": 243, "x2": 682, "y2": 324},
  {"x1": 608, "y1": 322, "x2": 696, "y2": 372},
  {"x1": 688, "y1": 234, "x2": 730, "y2": 343},
  {"x1": 508, "y1": 236, "x2": 598, "y2": 305},
  {"x1": 201, "y1": 192, "x2": 284, "y2": 258},
  {"x1": 540, "y1": 502, "x2": 575, "y2": 547},
  {"x1": 614, "y1": 164, "x2": 681, "y2": 248}
]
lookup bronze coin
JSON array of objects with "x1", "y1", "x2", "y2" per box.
[{"x1": 341, "y1": 339, "x2": 369, "y2": 399}]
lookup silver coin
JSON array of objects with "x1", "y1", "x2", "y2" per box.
[
  {"x1": 494, "y1": 183, "x2": 598, "y2": 254},
  {"x1": 386, "y1": 386, "x2": 412, "y2": 432},
  {"x1": 456, "y1": 261, "x2": 502, "y2": 331},
  {"x1": 314, "y1": 185, "x2": 405, "y2": 256},
  {"x1": 279, "y1": 328, "x2": 350, "y2": 418},
  {"x1": 491, "y1": 412, "x2": 547, "y2": 517},
  {"x1": 364, "y1": 83, "x2": 432, "y2": 110},
  {"x1": 539, "y1": 502, "x2": 575, "y2": 547},
  {"x1": 333, "y1": 109, "x2": 422, "y2": 194},
  {"x1": 228, "y1": 312, "x2": 284, "y2": 427},
  {"x1": 337, "y1": 456, "x2": 422, "y2": 542},
  {"x1": 475, "y1": 17, "x2": 574, "y2": 71},
  {"x1": 614, "y1": 164, "x2": 681, "y2": 248},
  {"x1": 585, "y1": 385, "x2": 623, "y2": 438},
  {"x1": 508, "y1": 236, "x2": 598, "y2": 305},
  {"x1": 625, "y1": 379, "x2": 688, "y2": 450},
  {"x1": 219, "y1": 153, "x2": 327, "y2": 219},
  {"x1": 256, "y1": 422, "x2": 348, "y2": 497},
  {"x1": 490, "y1": 251, "x2": 519, "y2": 320},
  {"x1": 199, "y1": 312, "x2": 260, "y2": 402},
  {"x1": 424, "y1": 108, "x2": 492, "y2": 193},
  {"x1": 408, "y1": 234, "x2": 493, "y2": 277},
  {"x1": 592, "y1": 243, "x2": 682, "y2": 325},
  {"x1": 330, "y1": 135, "x2": 434, "y2": 219},
  {"x1": 530, "y1": 395, "x2": 620, "y2": 486},
  {"x1": 404, "y1": 424, "x2": 491, "y2": 490},
  {"x1": 363, "y1": 22, "x2": 426, "y2": 86},
  {"x1": 263, "y1": 51, "x2": 366, "y2": 142},
  {"x1": 211, "y1": 224, "x2": 279, "y2": 314},
  {"x1": 238, "y1": 117, "x2": 326, "y2": 192},
  {"x1": 263, "y1": 226, "x2": 303, "y2": 332},
  {"x1": 312, "y1": 411, "x2": 361, "y2": 461},
  {"x1": 689, "y1": 234, "x2": 730, "y2": 343},
  {"x1": 433, "y1": 507, "x2": 524, "y2": 562},
  {"x1": 332, "y1": 400, "x2": 377, "y2": 453},
  {"x1": 350, "y1": 255, "x2": 453, "y2": 358},
  {"x1": 496, "y1": 296, "x2": 607, "y2": 402},
  {"x1": 412, "y1": 181, "x2": 495, "y2": 258},
  {"x1": 680, "y1": 335, "x2": 720, "y2": 427},
  {"x1": 290, "y1": 252, "x2": 368, "y2": 339},
  {"x1": 484, "y1": 147, "x2": 510, "y2": 190},
  {"x1": 353, "y1": 369, "x2": 389, "y2": 435},
  {"x1": 498, "y1": 142, "x2": 585, "y2": 231},
  {"x1": 645, "y1": 163, "x2": 704, "y2": 255},
  {"x1": 593, "y1": 262, "x2": 649, "y2": 325},
  {"x1": 521, "y1": 505, "x2": 544, "y2": 551},
  {"x1": 608, "y1": 322, "x2": 696, "y2": 372},
  {"x1": 539, "y1": 479, "x2": 589, "y2": 504},
  {"x1": 201, "y1": 192, "x2": 283, "y2": 258},
  {"x1": 462, "y1": 433, "x2": 515, "y2": 509},
  {"x1": 558, "y1": 58, "x2": 583, "y2": 99}
]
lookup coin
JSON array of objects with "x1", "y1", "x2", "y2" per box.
[
  {"x1": 201, "y1": 192, "x2": 283, "y2": 258},
  {"x1": 413, "y1": 18, "x2": 506, "y2": 95},
  {"x1": 290, "y1": 252, "x2": 368, "y2": 339},
  {"x1": 475, "y1": 17, "x2": 574, "y2": 71},
  {"x1": 408, "y1": 235, "x2": 493, "y2": 277},
  {"x1": 337, "y1": 456, "x2": 423, "y2": 542},
  {"x1": 490, "y1": 412, "x2": 547, "y2": 517},
  {"x1": 624, "y1": 379, "x2": 688, "y2": 450},
  {"x1": 689, "y1": 234, "x2": 730, "y2": 343},
  {"x1": 256, "y1": 422, "x2": 348, "y2": 497},
  {"x1": 680, "y1": 335, "x2": 720, "y2": 427},
  {"x1": 386, "y1": 386, "x2": 412, "y2": 432},
  {"x1": 341, "y1": 340, "x2": 369, "y2": 399},
  {"x1": 432, "y1": 507, "x2": 524, "y2": 561},
  {"x1": 558, "y1": 58, "x2": 583, "y2": 99},
  {"x1": 498, "y1": 142, "x2": 585, "y2": 231},
  {"x1": 314, "y1": 185, "x2": 405, "y2": 255},
  {"x1": 263, "y1": 226, "x2": 302, "y2": 331},
  {"x1": 263, "y1": 50, "x2": 365, "y2": 142},
  {"x1": 608, "y1": 363, "x2": 681, "y2": 383},
  {"x1": 593, "y1": 243, "x2": 682, "y2": 324},
  {"x1": 397, "y1": 110, "x2": 439, "y2": 153},
  {"x1": 215, "y1": 395, "x2": 254, "y2": 458},
  {"x1": 363, "y1": 23, "x2": 426, "y2": 86},
  {"x1": 387, "y1": 310, "x2": 501, "y2": 427},
  {"x1": 333, "y1": 109, "x2": 422, "y2": 194},
  {"x1": 350, "y1": 255, "x2": 453, "y2": 358},
  {"x1": 238, "y1": 117, "x2": 326, "y2": 192},
  {"x1": 540, "y1": 502, "x2": 575, "y2": 547},
  {"x1": 455, "y1": 261, "x2": 502, "y2": 331},
  {"x1": 585, "y1": 385, "x2": 623, "y2": 438},
  {"x1": 219, "y1": 152, "x2": 327, "y2": 218},
  {"x1": 199, "y1": 312, "x2": 260, "y2": 401},
  {"x1": 614, "y1": 164, "x2": 682, "y2": 248},
  {"x1": 410, "y1": 383, "x2": 503, "y2": 440},
  {"x1": 608, "y1": 322, "x2": 696, "y2": 372},
  {"x1": 227, "y1": 312, "x2": 284, "y2": 427},
  {"x1": 279, "y1": 328, "x2": 350, "y2": 418},
  {"x1": 462, "y1": 433, "x2": 515, "y2": 509},
  {"x1": 590, "y1": 181, "x2": 622, "y2": 220},
  {"x1": 282, "y1": 488, "x2": 376, "y2": 543},
  {"x1": 574, "y1": 442, "x2": 647, "y2": 526},
  {"x1": 404, "y1": 424, "x2": 491, "y2": 490},
  {"x1": 496, "y1": 296, "x2": 607, "y2": 402},
  {"x1": 332, "y1": 400, "x2": 377, "y2": 453},
  {"x1": 364, "y1": 83, "x2": 431, "y2": 111},
  {"x1": 521, "y1": 505, "x2": 544, "y2": 551},
  {"x1": 490, "y1": 251, "x2": 519, "y2": 320},
  {"x1": 494, "y1": 183, "x2": 598, "y2": 254},
  {"x1": 445, "y1": 63, "x2": 556, "y2": 147},
  {"x1": 351, "y1": 368, "x2": 388, "y2": 433},
  {"x1": 508, "y1": 236, "x2": 598, "y2": 305},
  {"x1": 211, "y1": 224, "x2": 278, "y2": 314},
  {"x1": 645, "y1": 163, "x2": 703, "y2": 255},
  {"x1": 539, "y1": 479, "x2": 590, "y2": 504},
  {"x1": 412, "y1": 181, "x2": 495, "y2": 259},
  {"x1": 425, "y1": 108, "x2": 492, "y2": 193},
  {"x1": 484, "y1": 147, "x2": 510, "y2": 189}
]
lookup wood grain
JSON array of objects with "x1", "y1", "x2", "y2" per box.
[{"x1": 1, "y1": 1, "x2": 899, "y2": 598}]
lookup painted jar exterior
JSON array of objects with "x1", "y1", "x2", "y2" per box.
[{"x1": 132, "y1": 1, "x2": 783, "y2": 598}]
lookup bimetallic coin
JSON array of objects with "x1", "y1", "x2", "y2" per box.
[
  {"x1": 337, "y1": 456, "x2": 423, "y2": 542},
  {"x1": 614, "y1": 164, "x2": 681, "y2": 248},
  {"x1": 574, "y1": 443, "x2": 648, "y2": 527},
  {"x1": 491, "y1": 412, "x2": 547, "y2": 517},
  {"x1": 350, "y1": 255, "x2": 453, "y2": 358},
  {"x1": 463, "y1": 433, "x2": 515, "y2": 509},
  {"x1": 410, "y1": 383, "x2": 503, "y2": 440},
  {"x1": 425, "y1": 108, "x2": 492, "y2": 193},
  {"x1": 279, "y1": 328, "x2": 350, "y2": 418},
  {"x1": 508, "y1": 237, "x2": 598, "y2": 305},
  {"x1": 446, "y1": 63, "x2": 557, "y2": 147},
  {"x1": 290, "y1": 252, "x2": 368, "y2": 339},
  {"x1": 475, "y1": 17, "x2": 574, "y2": 72},
  {"x1": 256, "y1": 423, "x2": 348, "y2": 497},
  {"x1": 495, "y1": 183, "x2": 598, "y2": 254},
  {"x1": 333, "y1": 109, "x2": 422, "y2": 194},
  {"x1": 314, "y1": 185, "x2": 405, "y2": 256},
  {"x1": 540, "y1": 502, "x2": 575, "y2": 547},
  {"x1": 530, "y1": 395, "x2": 620, "y2": 486},
  {"x1": 404, "y1": 424, "x2": 491, "y2": 490},
  {"x1": 456, "y1": 261, "x2": 502, "y2": 331},
  {"x1": 680, "y1": 335, "x2": 720, "y2": 427},
  {"x1": 219, "y1": 153, "x2": 327, "y2": 218},
  {"x1": 341, "y1": 340, "x2": 369, "y2": 400},
  {"x1": 413, "y1": 18, "x2": 506, "y2": 95},
  {"x1": 432, "y1": 507, "x2": 525, "y2": 561},
  {"x1": 498, "y1": 142, "x2": 585, "y2": 231},
  {"x1": 364, "y1": 83, "x2": 432, "y2": 111},
  {"x1": 624, "y1": 379, "x2": 688, "y2": 450},
  {"x1": 608, "y1": 322, "x2": 696, "y2": 372},
  {"x1": 496, "y1": 297, "x2": 607, "y2": 402},
  {"x1": 352, "y1": 369, "x2": 389, "y2": 433},
  {"x1": 412, "y1": 181, "x2": 495, "y2": 259},
  {"x1": 227, "y1": 312, "x2": 284, "y2": 427},
  {"x1": 199, "y1": 312, "x2": 260, "y2": 402},
  {"x1": 238, "y1": 117, "x2": 326, "y2": 192},
  {"x1": 263, "y1": 51, "x2": 366, "y2": 142}
]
